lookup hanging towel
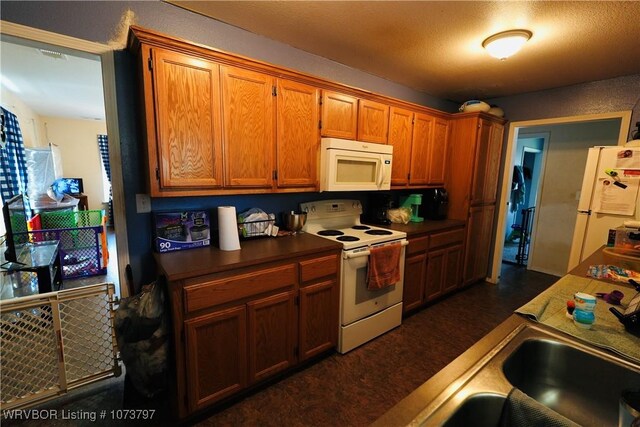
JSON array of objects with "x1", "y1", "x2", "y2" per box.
[
  {"x1": 499, "y1": 388, "x2": 580, "y2": 427},
  {"x1": 367, "y1": 243, "x2": 401, "y2": 290}
]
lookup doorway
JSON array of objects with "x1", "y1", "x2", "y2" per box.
[
  {"x1": 502, "y1": 135, "x2": 546, "y2": 266},
  {"x1": 491, "y1": 111, "x2": 632, "y2": 283},
  {"x1": 1, "y1": 21, "x2": 130, "y2": 297}
]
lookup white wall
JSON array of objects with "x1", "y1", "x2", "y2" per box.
[
  {"x1": 0, "y1": 88, "x2": 46, "y2": 148},
  {"x1": 41, "y1": 116, "x2": 107, "y2": 211},
  {"x1": 527, "y1": 120, "x2": 621, "y2": 276}
]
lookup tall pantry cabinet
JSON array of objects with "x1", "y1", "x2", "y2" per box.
[{"x1": 447, "y1": 113, "x2": 506, "y2": 285}]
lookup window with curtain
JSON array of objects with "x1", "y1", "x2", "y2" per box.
[
  {"x1": 0, "y1": 107, "x2": 29, "y2": 203},
  {"x1": 97, "y1": 134, "x2": 112, "y2": 225}
]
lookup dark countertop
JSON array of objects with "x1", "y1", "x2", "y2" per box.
[
  {"x1": 155, "y1": 232, "x2": 342, "y2": 281},
  {"x1": 366, "y1": 219, "x2": 466, "y2": 237},
  {"x1": 373, "y1": 245, "x2": 638, "y2": 426}
]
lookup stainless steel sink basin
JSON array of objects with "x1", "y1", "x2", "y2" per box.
[
  {"x1": 503, "y1": 338, "x2": 640, "y2": 426},
  {"x1": 410, "y1": 323, "x2": 640, "y2": 426}
]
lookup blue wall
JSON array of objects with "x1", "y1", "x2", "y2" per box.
[{"x1": 1, "y1": 1, "x2": 457, "y2": 286}]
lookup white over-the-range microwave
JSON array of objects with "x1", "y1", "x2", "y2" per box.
[{"x1": 319, "y1": 138, "x2": 393, "y2": 192}]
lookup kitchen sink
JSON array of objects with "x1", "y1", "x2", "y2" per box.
[
  {"x1": 412, "y1": 323, "x2": 640, "y2": 426},
  {"x1": 503, "y1": 338, "x2": 640, "y2": 426},
  {"x1": 441, "y1": 394, "x2": 505, "y2": 427}
]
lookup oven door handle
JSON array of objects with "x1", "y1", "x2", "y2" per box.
[{"x1": 343, "y1": 240, "x2": 408, "y2": 259}]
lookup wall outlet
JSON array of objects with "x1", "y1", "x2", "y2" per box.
[{"x1": 136, "y1": 194, "x2": 151, "y2": 213}]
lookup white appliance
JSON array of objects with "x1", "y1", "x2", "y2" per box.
[
  {"x1": 568, "y1": 146, "x2": 640, "y2": 270},
  {"x1": 319, "y1": 138, "x2": 393, "y2": 192},
  {"x1": 301, "y1": 199, "x2": 407, "y2": 353}
]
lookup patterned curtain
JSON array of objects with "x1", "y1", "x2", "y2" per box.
[
  {"x1": 97, "y1": 134, "x2": 113, "y2": 225},
  {"x1": 0, "y1": 107, "x2": 29, "y2": 201}
]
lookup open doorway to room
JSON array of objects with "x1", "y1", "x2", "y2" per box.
[
  {"x1": 502, "y1": 135, "x2": 546, "y2": 266},
  {"x1": 0, "y1": 23, "x2": 129, "y2": 297},
  {"x1": 490, "y1": 111, "x2": 632, "y2": 283}
]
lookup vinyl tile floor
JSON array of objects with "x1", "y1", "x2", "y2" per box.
[{"x1": 2, "y1": 264, "x2": 559, "y2": 427}]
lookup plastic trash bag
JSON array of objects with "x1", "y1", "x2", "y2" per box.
[{"x1": 114, "y1": 281, "x2": 168, "y2": 398}]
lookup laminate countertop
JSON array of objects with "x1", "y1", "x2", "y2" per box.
[
  {"x1": 368, "y1": 219, "x2": 466, "y2": 237},
  {"x1": 154, "y1": 232, "x2": 342, "y2": 282}
]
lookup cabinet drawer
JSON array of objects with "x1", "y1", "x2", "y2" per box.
[
  {"x1": 407, "y1": 236, "x2": 429, "y2": 255},
  {"x1": 300, "y1": 255, "x2": 338, "y2": 283},
  {"x1": 184, "y1": 264, "x2": 296, "y2": 314},
  {"x1": 430, "y1": 228, "x2": 465, "y2": 249}
]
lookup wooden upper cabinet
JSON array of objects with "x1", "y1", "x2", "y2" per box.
[
  {"x1": 357, "y1": 99, "x2": 389, "y2": 143},
  {"x1": 388, "y1": 107, "x2": 414, "y2": 186},
  {"x1": 427, "y1": 117, "x2": 449, "y2": 185},
  {"x1": 321, "y1": 90, "x2": 358, "y2": 139},
  {"x1": 470, "y1": 119, "x2": 503, "y2": 205},
  {"x1": 221, "y1": 65, "x2": 275, "y2": 188},
  {"x1": 483, "y1": 121, "x2": 504, "y2": 204},
  {"x1": 276, "y1": 79, "x2": 320, "y2": 189},
  {"x1": 148, "y1": 47, "x2": 223, "y2": 193},
  {"x1": 409, "y1": 113, "x2": 435, "y2": 185}
]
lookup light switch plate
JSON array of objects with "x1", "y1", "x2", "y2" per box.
[{"x1": 136, "y1": 194, "x2": 151, "y2": 213}]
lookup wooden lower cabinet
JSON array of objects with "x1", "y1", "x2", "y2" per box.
[
  {"x1": 402, "y1": 236, "x2": 428, "y2": 313},
  {"x1": 247, "y1": 290, "x2": 297, "y2": 384},
  {"x1": 299, "y1": 279, "x2": 338, "y2": 360},
  {"x1": 185, "y1": 305, "x2": 247, "y2": 412},
  {"x1": 425, "y1": 244, "x2": 463, "y2": 301},
  {"x1": 174, "y1": 250, "x2": 340, "y2": 418},
  {"x1": 402, "y1": 227, "x2": 464, "y2": 313},
  {"x1": 463, "y1": 204, "x2": 496, "y2": 285}
]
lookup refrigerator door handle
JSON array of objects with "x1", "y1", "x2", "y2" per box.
[{"x1": 577, "y1": 209, "x2": 592, "y2": 215}]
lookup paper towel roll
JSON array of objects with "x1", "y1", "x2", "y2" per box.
[{"x1": 218, "y1": 206, "x2": 241, "y2": 251}]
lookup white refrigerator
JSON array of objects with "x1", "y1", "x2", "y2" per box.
[{"x1": 568, "y1": 146, "x2": 640, "y2": 271}]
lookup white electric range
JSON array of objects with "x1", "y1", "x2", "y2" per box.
[{"x1": 300, "y1": 199, "x2": 407, "y2": 353}]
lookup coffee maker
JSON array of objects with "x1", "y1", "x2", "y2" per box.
[
  {"x1": 423, "y1": 188, "x2": 449, "y2": 220},
  {"x1": 365, "y1": 193, "x2": 393, "y2": 225}
]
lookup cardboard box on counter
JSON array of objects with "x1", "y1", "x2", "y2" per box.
[{"x1": 153, "y1": 210, "x2": 210, "y2": 253}]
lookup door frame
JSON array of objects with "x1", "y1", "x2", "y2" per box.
[
  {"x1": 1, "y1": 20, "x2": 131, "y2": 297},
  {"x1": 512, "y1": 133, "x2": 549, "y2": 269},
  {"x1": 489, "y1": 110, "x2": 632, "y2": 284}
]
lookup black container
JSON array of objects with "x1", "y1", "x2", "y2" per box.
[
  {"x1": 365, "y1": 193, "x2": 393, "y2": 225},
  {"x1": 423, "y1": 188, "x2": 449, "y2": 220}
]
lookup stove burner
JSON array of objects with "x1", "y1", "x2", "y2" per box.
[
  {"x1": 318, "y1": 230, "x2": 344, "y2": 236},
  {"x1": 365, "y1": 229, "x2": 393, "y2": 236},
  {"x1": 351, "y1": 225, "x2": 371, "y2": 230},
  {"x1": 336, "y1": 235, "x2": 360, "y2": 242}
]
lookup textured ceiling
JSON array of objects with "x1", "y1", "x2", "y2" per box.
[
  {"x1": 170, "y1": 1, "x2": 640, "y2": 103},
  {"x1": 0, "y1": 37, "x2": 104, "y2": 121}
]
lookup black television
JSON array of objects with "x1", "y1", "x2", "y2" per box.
[{"x1": 2, "y1": 194, "x2": 30, "y2": 263}]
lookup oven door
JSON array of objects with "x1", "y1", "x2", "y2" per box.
[{"x1": 341, "y1": 240, "x2": 406, "y2": 325}]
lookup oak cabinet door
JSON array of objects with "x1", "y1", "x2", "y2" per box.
[
  {"x1": 299, "y1": 279, "x2": 338, "y2": 360},
  {"x1": 247, "y1": 290, "x2": 297, "y2": 384},
  {"x1": 185, "y1": 305, "x2": 247, "y2": 412},
  {"x1": 321, "y1": 90, "x2": 358, "y2": 139},
  {"x1": 276, "y1": 79, "x2": 320, "y2": 189},
  {"x1": 403, "y1": 251, "x2": 427, "y2": 312},
  {"x1": 221, "y1": 65, "x2": 275, "y2": 188},
  {"x1": 470, "y1": 120, "x2": 493, "y2": 205},
  {"x1": 463, "y1": 204, "x2": 496, "y2": 284},
  {"x1": 409, "y1": 113, "x2": 434, "y2": 185},
  {"x1": 151, "y1": 48, "x2": 223, "y2": 191},
  {"x1": 388, "y1": 107, "x2": 414, "y2": 186},
  {"x1": 357, "y1": 99, "x2": 389, "y2": 143},
  {"x1": 442, "y1": 244, "x2": 463, "y2": 294},
  {"x1": 427, "y1": 117, "x2": 449, "y2": 185},
  {"x1": 483, "y1": 122, "x2": 504, "y2": 204},
  {"x1": 425, "y1": 248, "x2": 445, "y2": 301}
]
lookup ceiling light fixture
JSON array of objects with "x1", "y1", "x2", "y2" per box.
[{"x1": 482, "y1": 29, "x2": 532, "y2": 60}]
